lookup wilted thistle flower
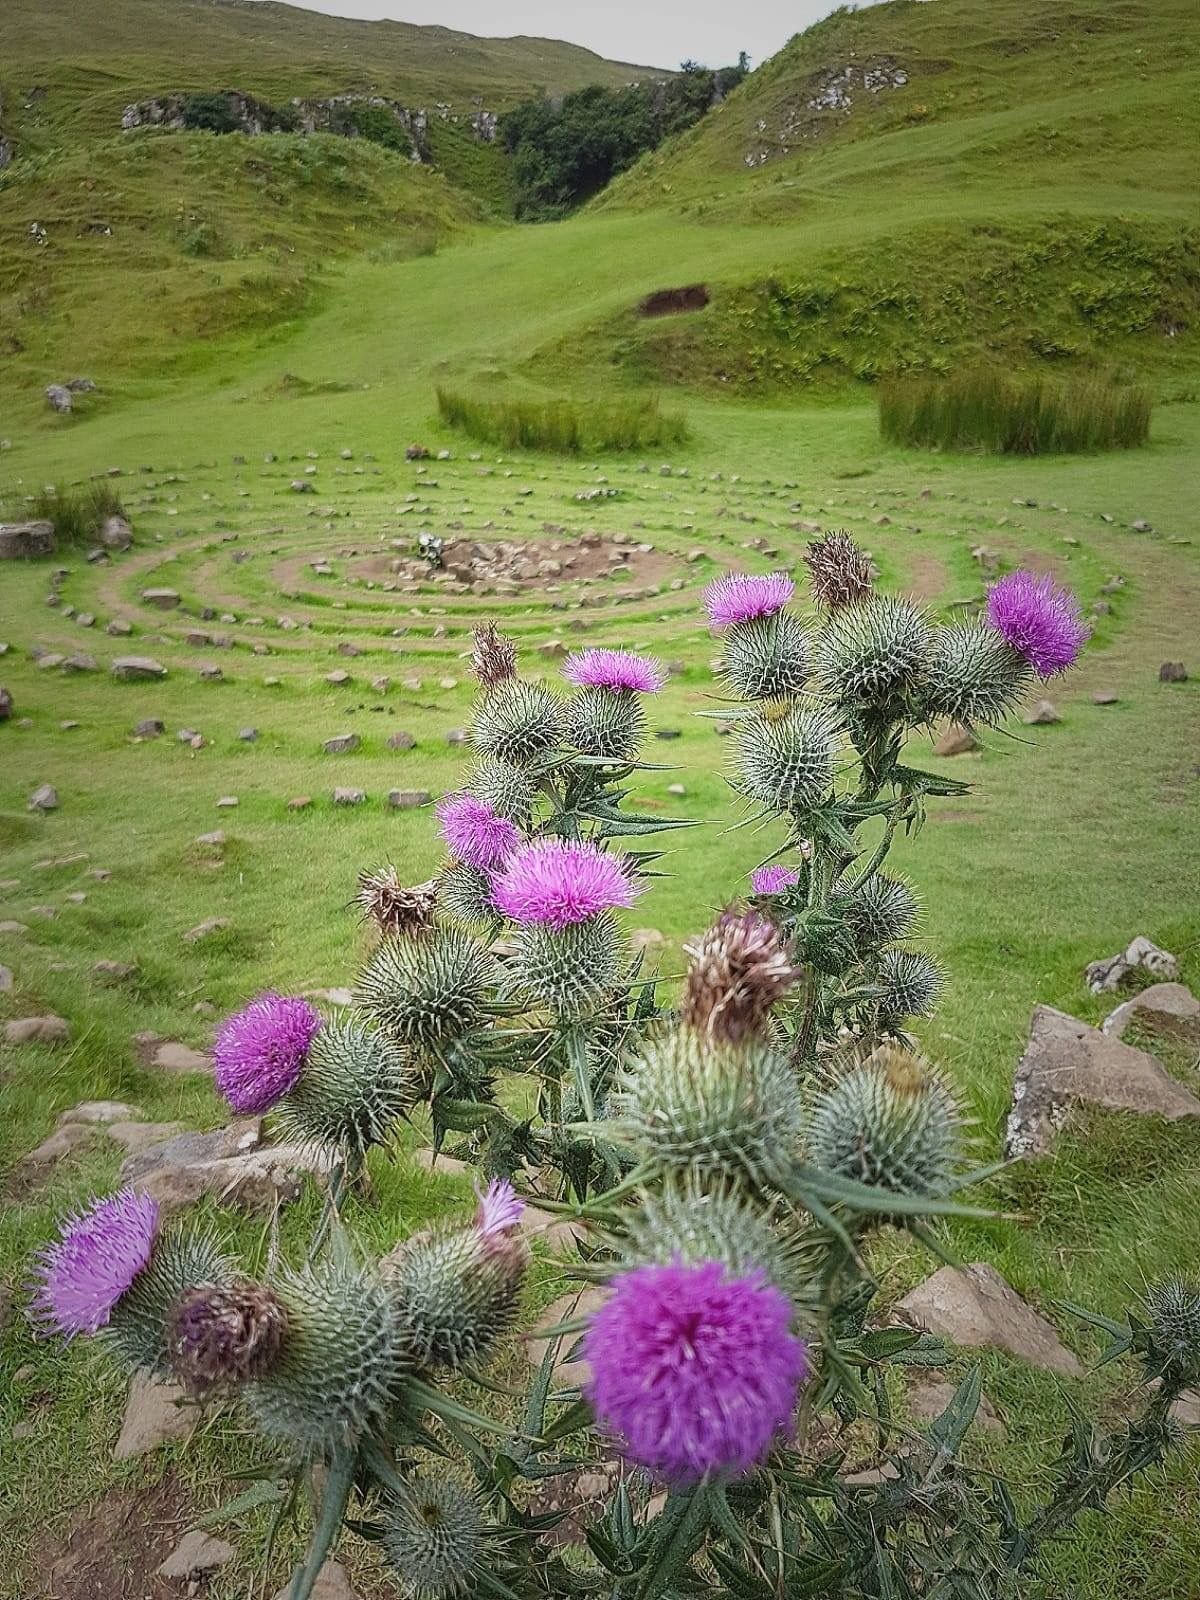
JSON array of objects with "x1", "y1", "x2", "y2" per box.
[
  {"x1": 102, "y1": 1222, "x2": 236, "y2": 1377},
  {"x1": 737, "y1": 703, "x2": 839, "y2": 815},
  {"x1": 437, "y1": 860, "x2": 498, "y2": 929},
  {"x1": 803, "y1": 530, "x2": 876, "y2": 609},
  {"x1": 491, "y1": 839, "x2": 640, "y2": 929},
  {"x1": 720, "y1": 609, "x2": 813, "y2": 702},
  {"x1": 274, "y1": 1016, "x2": 416, "y2": 1160},
  {"x1": 381, "y1": 1476, "x2": 486, "y2": 1600},
  {"x1": 214, "y1": 994, "x2": 322, "y2": 1115},
  {"x1": 875, "y1": 947, "x2": 945, "y2": 1024},
  {"x1": 357, "y1": 927, "x2": 497, "y2": 1050},
  {"x1": 613, "y1": 1028, "x2": 803, "y2": 1190},
  {"x1": 751, "y1": 864, "x2": 802, "y2": 896},
  {"x1": 680, "y1": 909, "x2": 800, "y2": 1046},
  {"x1": 436, "y1": 791, "x2": 521, "y2": 871},
  {"x1": 704, "y1": 571, "x2": 795, "y2": 629},
  {"x1": 384, "y1": 1181, "x2": 528, "y2": 1371},
  {"x1": 466, "y1": 758, "x2": 537, "y2": 823},
  {"x1": 924, "y1": 622, "x2": 1033, "y2": 727},
  {"x1": 806, "y1": 1045, "x2": 963, "y2": 1200},
  {"x1": 836, "y1": 871, "x2": 921, "y2": 953},
  {"x1": 563, "y1": 647, "x2": 665, "y2": 695},
  {"x1": 514, "y1": 910, "x2": 626, "y2": 1020},
  {"x1": 356, "y1": 866, "x2": 439, "y2": 938},
  {"x1": 985, "y1": 570, "x2": 1088, "y2": 678},
  {"x1": 29, "y1": 1189, "x2": 160, "y2": 1340},
  {"x1": 168, "y1": 1278, "x2": 288, "y2": 1394},
  {"x1": 246, "y1": 1260, "x2": 413, "y2": 1457},
  {"x1": 472, "y1": 679, "x2": 564, "y2": 765},
  {"x1": 584, "y1": 1259, "x2": 808, "y2": 1483},
  {"x1": 817, "y1": 595, "x2": 933, "y2": 709},
  {"x1": 470, "y1": 623, "x2": 518, "y2": 692}
]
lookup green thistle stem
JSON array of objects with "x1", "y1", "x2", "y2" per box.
[
  {"x1": 287, "y1": 1446, "x2": 357, "y2": 1600},
  {"x1": 563, "y1": 1024, "x2": 596, "y2": 1123}
]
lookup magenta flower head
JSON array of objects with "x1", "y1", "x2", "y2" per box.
[
  {"x1": 490, "y1": 840, "x2": 641, "y2": 930},
  {"x1": 585, "y1": 1260, "x2": 807, "y2": 1483},
  {"x1": 437, "y1": 791, "x2": 521, "y2": 871},
  {"x1": 29, "y1": 1189, "x2": 159, "y2": 1338},
  {"x1": 475, "y1": 1178, "x2": 525, "y2": 1242},
  {"x1": 751, "y1": 865, "x2": 801, "y2": 896},
  {"x1": 563, "y1": 648, "x2": 666, "y2": 695},
  {"x1": 214, "y1": 993, "x2": 321, "y2": 1115},
  {"x1": 985, "y1": 570, "x2": 1089, "y2": 678},
  {"x1": 704, "y1": 572, "x2": 795, "y2": 630}
]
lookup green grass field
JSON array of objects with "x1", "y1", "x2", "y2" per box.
[{"x1": 2, "y1": 0, "x2": 1199, "y2": 1594}]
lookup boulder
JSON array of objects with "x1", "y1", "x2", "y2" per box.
[
  {"x1": 323, "y1": 733, "x2": 360, "y2": 754},
  {"x1": 121, "y1": 1121, "x2": 333, "y2": 1213},
  {"x1": 112, "y1": 655, "x2": 167, "y2": 681},
  {"x1": 113, "y1": 1374, "x2": 197, "y2": 1459},
  {"x1": 28, "y1": 783, "x2": 58, "y2": 811},
  {"x1": 896, "y1": 1263, "x2": 1082, "y2": 1376},
  {"x1": 100, "y1": 515, "x2": 133, "y2": 552},
  {"x1": 157, "y1": 1530, "x2": 235, "y2": 1581},
  {"x1": 1159, "y1": 662, "x2": 1188, "y2": 683},
  {"x1": 5, "y1": 1014, "x2": 70, "y2": 1045},
  {"x1": 1005, "y1": 1005, "x2": 1200, "y2": 1157},
  {"x1": 1103, "y1": 983, "x2": 1200, "y2": 1044},
  {"x1": 1085, "y1": 935, "x2": 1179, "y2": 993},
  {"x1": 0, "y1": 520, "x2": 56, "y2": 560}
]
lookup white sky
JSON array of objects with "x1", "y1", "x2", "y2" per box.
[{"x1": 268, "y1": 1, "x2": 850, "y2": 71}]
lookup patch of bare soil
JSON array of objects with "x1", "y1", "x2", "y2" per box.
[
  {"x1": 32, "y1": 1478, "x2": 188, "y2": 1600},
  {"x1": 638, "y1": 284, "x2": 710, "y2": 317}
]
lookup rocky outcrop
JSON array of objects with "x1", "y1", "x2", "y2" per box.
[
  {"x1": 1085, "y1": 935, "x2": 1179, "y2": 993},
  {"x1": 120, "y1": 90, "x2": 447, "y2": 162},
  {"x1": 1103, "y1": 983, "x2": 1200, "y2": 1044},
  {"x1": 0, "y1": 521, "x2": 56, "y2": 559}
]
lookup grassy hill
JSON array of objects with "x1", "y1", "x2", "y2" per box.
[{"x1": 561, "y1": 0, "x2": 1200, "y2": 395}]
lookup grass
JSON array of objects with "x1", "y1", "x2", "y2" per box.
[
  {"x1": 436, "y1": 386, "x2": 688, "y2": 452},
  {"x1": 878, "y1": 368, "x2": 1153, "y2": 454},
  {"x1": 22, "y1": 482, "x2": 128, "y2": 549}
]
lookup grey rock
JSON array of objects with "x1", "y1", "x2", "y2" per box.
[
  {"x1": 141, "y1": 587, "x2": 181, "y2": 609},
  {"x1": 1159, "y1": 661, "x2": 1188, "y2": 683},
  {"x1": 1131, "y1": 519, "x2": 1153, "y2": 533},
  {"x1": 333, "y1": 787, "x2": 366, "y2": 806},
  {"x1": 215, "y1": 795, "x2": 238, "y2": 808},
  {"x1": 5, "y1": 1014, "x2": 70, "y2": 1044},
  {"x1": 1103, "y1": 983, "x2": 1200, "y2": 1044},
  {"x1": 62, "y1": 652, "x2": 97, "y2": 671},
  {"x1": 100, "y1": 515, "x2": 133, "y2": 551},
  {"x1": 1086, "y1": 935, "x2": 1179, "y2": 993},
  {"x1": 1023, "y1": 699, "x2": 1060, "y2": 726},
  {"x1": 46, "y1": 385, "x2": 73, "y2": 415},
  {"x1": 28, "y1": 783, "x2": 59, "y2": 811},
  {"x1": 0, "y1": 686, "x2": 11, "y2": 721},
  {"x1": 323, "y1": 732, "x2": 361, "y2": 754},
  {"x1": 387, "y1": 730, "x2": 417, "y2": 750},
  {"x1": 1092, "y1": 689, "x2": 1119, "y2": 705},
  {"x1": 934, "y1": 723, "x2": 979, "y2": 757},
  {"x1": 112, "y1": 655, "x2": 167, "y2": 681},
  {"x1": 182, "y1": 916, "x2": 230, "y2": 943},
  {"x1": 287, "y1": 795, "x2": 312, "y2": 811},
  {"x1": 387, "y1": 789, "x2": 431, "y2": 809},
  {"x1": 0, "y1": 964, "x2": 10, "y2": 992},
  {"x1": 445, "y1": 728, "x2": 469, "y2": 746},
  {"x1": 1005, "y1": 1004, "x2": 1200, "y2": 1158},
  {"x1": 133, "y1": 718, "x2": 164, "y2": 737},
  {"x1": 113, "y1": 1373, "x2": 197, "y2": 1459},
  {"x1": 157, "y1": 1530, "x2": 235, "y2": 1581},
  {"x1": 199, "y1": 664, "x2": 224, "y2": 682},
  {"x1": 59, "y1": 1100, "x2": 139, "y2": 1125},
  {"x1": 0, "y1": 520, "x2": 56, "y2": 560},
  {"x1": 149, "y1": 1040, "x2": 212, "y2": 1073},
  {"x1": 270, "y1": 1560, "x2": 362, "y2": 1600},
  {"x1": 93, "y1": 959, "x2": 137, "y2": 983},
  {"x1": 106, "y1": 618, "x2": 133, "y2": 636},
  {"x1": 290, "y1": 479, "x2": 316, "y2": 493},
  {"x1": 896, "y1": 1263, "x2": 1082, "y2": 1376},
  {"x1": 238, "y1": 726, "x2": 259, "y2": 741},
  {"x1": 324, "y1": 669, "x2": 351, "y2": 686},
  {"x1": 0, "y1": 921, "x2": 29, "y2": 936},
  {"x1": 121, "y1": 1121, "x2": 333, "y2": 1213}
]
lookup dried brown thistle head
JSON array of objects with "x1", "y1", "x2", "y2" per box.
[
  {"x1": 356, "y1": 865, "x2": 438, "y2": 937},
  {"x1": 803, "y1": 530, "x2": 875, "y2": 609},
  {"x1": 471, "y1": 623, "x2": 518, "y2": 692},
  {"x1": 680, "y1": 908, "x2": 801, "y2": 1046}
]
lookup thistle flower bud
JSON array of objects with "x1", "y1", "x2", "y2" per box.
[
  {"x1": 720, "y1": 611, "x2": 813, "y2": 702},
  {"x1": 168, "y1": 1278, "x2": 288, "y2": 1393},
  {"x1": 613, "y1": 1029, "x2": 803, "y2": 1190},
  {"x1": 470, "y1": 623, "x2": 518, "y2": 692},
  {"x1": 1144, "y1": 1279, "x2": 1200, "y2": 1380},
  {"x1": 471, "y1": 679, "x2": 563, "y2": 765},
  {"x1": 466, "y1": 758, "x2": 537, "y2": 823},
  {"x1": 623, "y1": 1175, "x2": 795, "y2": 1294},
  {"x1": 806, "y1": 1045, "x2": 963, "y2": 1201},
  {"x1": 680, "y1": 909, "x2": 800, "y2": 1045},
  {"x1": 437, "y1": 861, "x2": 498, "y2": 929},
  {"x1": 803, "y1": 530, "x2": 875, "y2": 610},
  {"x1": 875, "y1": 947, "x2": 945, "y2": 1024},
  {"x1": 356, "y1": 866, "x2": 439, "y2": 938},
  {"x1": 381, "y1": 1477, "x2": 486, "y2": 1600},
  {"x1": 356, "y1": 928, "x2": 497, "y2": 1050},
  {"x1": 836, "y1": 872, "x2": 921, "y2": 953},
  {"x1": 817, "y1": 595, "x2": 933, "y2": 708},
  {"x1": 104, "y1": 1223, "x2": 237, "y2": 1378},
  {"x1": 923, "y1": 622, "x2": 1033, "y2": 727},
  {"x1": 562, "y1": 686, "x2": 647, "y2": 760},
  {"x1": 274, "y1": 1016, "x2": 417, "y2": 1160},
  {"x1": 737, "y1": 703, "x2": 839, "y2": 815},
  {"x1": 246, "y1": 1261, "x2": 413, "y2": 1457},
  {"x1": 514, "y1": 912, "x2": 625, "y2": 1019}
]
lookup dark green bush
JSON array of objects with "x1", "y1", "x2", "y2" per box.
[
  {"x1": 878, "y1": 368, "x2": 1152, "y2": 453},
  {"x1": 435, "y1": 388, "x2": 687, "y2": 453}
]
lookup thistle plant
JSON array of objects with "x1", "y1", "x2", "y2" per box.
[{"x1": 34, "y1": 572, "x2": 1194, "y2": 1600}]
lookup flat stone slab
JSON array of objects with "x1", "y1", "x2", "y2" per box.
[
  {"x1": 896, "y1": 1263, "x2": 1082, "y2": 1376},
  {"x1": 1005, "y1": 1005, "x2": 1200, "y2": 1157},
  {"x1": 5, "y1": 1014, "x2": 70, "y2": 1045},
  {"x1": 120, "y1": 1120, "x2": 333, "y2": 1213},
  {"x1": 112, "y1": 655, "x2": 167, "y2": 681},
  {"x1": 59, "y1": 1100, "x2": 140, "y2": 1125},
  {"x1": 1103, "y1": 983, "x2": 1200, "y2": 1044},
  {"x1": 150, "y1": 1040, "x2": 212, "y2": 1074},
  {"x1": 113, "y1": 1374, "x2": 197, "y2": 1459},
  {"x1": 906, "y1": 1373, "x2": 1006, "y2": 1438}
]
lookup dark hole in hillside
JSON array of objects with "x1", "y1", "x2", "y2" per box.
[{"x1": 638, "y1": 284, "x2": 711, "y2": 318}]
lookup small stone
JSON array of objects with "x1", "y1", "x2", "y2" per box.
[
  {"x1": 106, "y1": 618, "x2": 133, "y2": 636},
  {"x1": 1159, "y1": 662, "x2": 1188, "y2": 683},
  {"x1": 196, "y1": 830, "x2": 226, "y2": 848},
  {"x1": 655, "y1": 728, "x2": 682, "y2": 741},
  {"x1": 59, "y1": 1100, "x2": 139, "y2": 1125},
  {"x1": 445, "y1": 728, "x2": 468, "y2": 746},
  {"x1": 387, "y1": 730, "x2": 417, "y2": 751},
  {"x1": 387, "y1": 789, "x2": 432, "y2": 809},
  {"x1": 0, "y1": 965, "x2": 11, "y2": 992},
  {"x1": 215, "y1": 795, "x2": 239, "y2": 808},
  {"x1": 896, "y1": 1263, "x2": 1082, "y2": 1376},
  {"x1": 28, "y1": 783, "x2": 59, "y2": 811},
  {"x1": 287, "y1": 796, "x2": 313, "y2": 811},
  {"x1": 323, "y1": 732, "x2": 361, "y2": 754},
  {"x1": 5, "y1": 1015, "x2": 70, "y2": 1045},
  {"x1": 290, "y1": 479, "x2": 316, "y2": 493},
  {"x1": 333, "y1": 787, "x2": 367, "y2": 806},
  {"x1": 0, "y1": 922, "x2": 29, "y2": 936},
  {"x1": 133, "y1": 718, "x2": 165, "y2": 737},
  {"x1": 92, "y1": 959, "x2": 137, "y2": 984},
  {"x1": 934, "y1": 723, "x2": 979, "y2": 757},
  {"x1": 666, "y1": 783, "x2": 686, "y2": 797},
  {"x1": 1131, "y1": 519, "x2": 1153, "y2": 533},
  {"x1": 1091, "y1": 690, "x2": 1119, "y2": 705},
  {"x1": 112, "y1": 655, "x2": 167, "y2": 681},
  {"x1": 141, "y1": 588, "x2": 181, "y2": 609},
  {"x1": 270, "y1": 1560, "x2": 361, "y2": 1600},
  {"x1": 157, "y1": 1530, "x2": 235, "y2": 1581},
  {"x1": 182, "y1": 917, "x2": 230, "y2": 943},
  {"x1": 238, "y1": 726, "x2": 259, "y2": 741},
  {"x1": 114, "y1": 1374, "x2": 197, "y2": 1459},
  {"x1": 1023, "y1": 700, "x2": 1060, "y2": 726},
  {"x1": 150, "y1": 1041, "x2": 213, "y2": 1074},
  {"x1": 324, "y1": 669, "x2": 351, "y2": 687}
]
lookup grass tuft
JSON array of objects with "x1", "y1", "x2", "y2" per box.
[
  {"x1": 878, "y1": 368, "x2": 1152, "y2": 454},
  {"x1": 26, "y1": 483, "x2": 128, "y2": 549},
  {"x1": 435, "y1": 386, "x2": 688, "y2": 453}
]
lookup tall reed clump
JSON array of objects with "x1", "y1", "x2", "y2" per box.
[
  {"x1": 27, "y1": 560, "x2": 1198, "y2": 1600},
  {"x1": 879, "y1": 367, "x2": 1152, "y2": 453},
  {"x1": 436, "y1": 385, "x2": 687, "y2": 453},
  {"x1": 29, "y1": 482, "x2": 127, "y2": 548}
]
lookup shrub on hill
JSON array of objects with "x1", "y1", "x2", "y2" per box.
[
  {"x1": 879, "y1": 368, "x2": 1153, "y2": 453},
  {"x1": 436, "y1": 387, "x2": 687, "y2": 452}
]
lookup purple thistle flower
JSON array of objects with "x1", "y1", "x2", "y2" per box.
[
  {"x1": 751, "y1": 865, "x2": 801, "y2": 896},
  {"x1": 585, "y1": 1260, "x2": 808, "y2": 1483},
  {"x1": 490, "y1": 840, "x2": 641, "y2": 931},
  {"x1": 29, "y1": 1189, "x2": 159, "y2": 1338},
  {"x1": 214, "y1": 993, "x2": 321, "y2": 1115},
  {"x1": 437, "y1": 791, "x2": 522, "y2": 871},
  {"x1": 985, "y1": 570, "x2": 1089, "y2": 678},
  {"x1": 475, "y1": 1178, "x2": 525, "y2": 1239},
  {"x1": 704, "y1": 572, "x2": 795, "y2": 629},
  {"x1": 563, "y1": 648, "x2": 666, "y2": 695}
]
